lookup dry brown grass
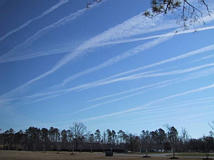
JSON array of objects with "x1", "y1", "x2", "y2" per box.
[{"x1": 0, "y1": 150, "x2": 203, "y2": 160}]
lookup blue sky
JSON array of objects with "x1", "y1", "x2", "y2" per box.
[{"x1": 1, "y1": 0, "x2": 214, "y2": 138}]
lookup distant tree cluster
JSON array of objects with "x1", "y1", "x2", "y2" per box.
[{"x1": 0, "y1": 122, "x2": 214, "y2": 157}]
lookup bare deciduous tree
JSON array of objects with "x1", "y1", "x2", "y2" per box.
[{"x1": 70, "y1": 122, "x2": 87, "y2": 151}]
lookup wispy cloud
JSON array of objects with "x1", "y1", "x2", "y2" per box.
[
  {"x1": 0, "y1": 0, "x2": 69, "y2": 42},
  {"x1": 81, "y1": 83, "x2": 214, "y2": 122}
]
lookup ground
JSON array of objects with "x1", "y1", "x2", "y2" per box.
[{"x1": 0, "y1": 150, "x2": 212, "y2": 160}]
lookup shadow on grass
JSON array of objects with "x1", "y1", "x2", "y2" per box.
[{"x1": 169, "y1": 157, "x2": 179, "y2": 159}]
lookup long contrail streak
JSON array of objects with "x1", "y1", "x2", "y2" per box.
[
  {"x1": 81, "y1": 83, "x2": 214, "y2": 122},
  {"x1": 0, "y1": 0, "x2": 69, "y2": 41}
]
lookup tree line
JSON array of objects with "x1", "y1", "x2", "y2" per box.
[{"x1": 0, "y1": 122, "x2": 214, "y2": 155}]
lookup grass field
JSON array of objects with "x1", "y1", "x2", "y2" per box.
[
  {"x1": 176, "y1": 152, "x2": 214, "y2": 157},
  {"x1": 0, "y1": 150, "x2": 209, "y2": 160}
]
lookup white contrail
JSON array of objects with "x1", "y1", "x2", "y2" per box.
[
  {"x1": 30, "y1": 94, "x2": 62, "y2": 104},
  {"x1": 1, "y1": 70, "x2": 157, "y2": 101},
  {"x1": 131, "y1": 96, "x2": 214, "y2": 116},
  {"x1": 69, "y1": 63, "x2": 214, "y2": 91},
  {"x1": 88, "y1": 65, "x2": 214, "y2": 103},
  {"x1": 61, "y1": 35, "x2": 172, "y2": 86},
  {"x1": 81, "y1": 83, "x2": 214, "y2": 122},
  {"x1": 59, "y1": 25, "x2": 214, "y2": 86},
  {"x1": 0, "y1": 0, "x2": 69, "y2": 42},
  {"x1": 0, "y1": 10, "x2": 179, "y2": 64},
  {"x1": 0, "y1": 70, "x2": 163, "y2": 105},
  {"x1": 80, "y1": 13, "x2": 177, "y2": 46},
  {"x1": 0, "y1": 11, "x2": 175, "y2": 98},
  {"x1": 1, "y1": 3, "x2": 178, "y2": 61},
  {"x1": 97, "y1": 25, "x2": 214, "y2": 47},
  {"x1": 88, "y1": 79, "x2": 175, "y2": 102},
  {"x1": 0, "y1": 25, "x2": 175, "y2": 64},
  {"x1": 0, "y1": 43, "x2": 76, "y2": 63},
  {"x1": 14, "y1": 62, "x2": 214, "y2": 105},
  {"x1": 192, "y1": 54, "x2": 214, "y2": 63},
  {"x1": 85, "y1": 66, "x2": 214, "y2": 111},
  {"x1": 105, "y1": 43, "x2": 214, "y2": 80},
  {"x1": 43, "y1": 96, "x2": 214, "y2": 126},
  {"x1": 0, "y1": 1, "x2": 108, "y2": 98},
  {"x1": 2, "y1": 51, "x2": 214, "y2": 105},
  {"x1": 0, "y1": 26, "x2": 172, "y2": 64},
  {"x1": 74, "y1": 79, "x2": 177, "y2": 113},
  {"x1": 132, "y1": 63, "x2": 214, "y2": 78},
  {"x1": 70, "y1": 64, "x2": 214, "y2": 113},
  {"x1": 127, "y1": 94, "x2": 214, "y2": 124},
  {"x1": 3, "y1": 3, "x2": 214, "y2": 62},
  {"x1": 0, "y1": 0, "x2": 106, "y2": 61},
  {"x1": 83, "y1": 10, "x2": 213, "y2": 48},
  {"x1": 2, "y1": 8, "x2": 214, "y2": 99},
  {"x1": 0, "y1": 71, "x2": 158, "y2": 105},
  {"x1": 2, "y1": 24, "x2": 214, "y2": 64},
  {"x1": 126, "y1": 105, "x2": 214, "y2": 127}
]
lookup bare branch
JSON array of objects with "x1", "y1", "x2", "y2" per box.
[{"x1": 144, "y1": 0, "x2": 211, "y2": 27}]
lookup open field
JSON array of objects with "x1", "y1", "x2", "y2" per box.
[
  {"x1": 176, "y1": 153, "x2": 214, "y2": 157},
  {"x1": 0, "y1": 150, "x2": 211, "y2": 160}
]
